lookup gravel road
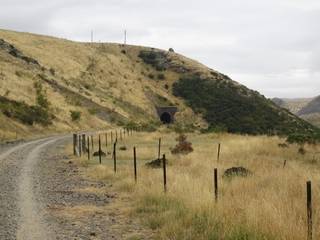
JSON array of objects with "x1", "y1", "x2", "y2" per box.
[
  {"x1": 0, "y1": 136, "x2": 67, "y2": 240},
  {"x1": 0, "y1": 135, "x2": 152, "y2": 240}
]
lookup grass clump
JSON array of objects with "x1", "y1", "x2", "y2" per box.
[
  {"x1": 171, "y1": 134, "x2": 193, "y2": 155},
  {"x1": 70, "y1": 110, "x2": 81, "y2": 121}
]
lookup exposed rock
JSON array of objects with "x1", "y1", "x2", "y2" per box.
[
  {"x1": 119, "y1": 146, "x2": 127, "y2": 151},
  {"x1": 0, "y1": 39, "x2": 40, "y2": 65},
  {"x1": 146, "y1": 158, "x2": 167, "y2": 168},
  {"x1": 278, "y1": 143, "x2": 289, "y2": 148},
  {"x1": 223, "y1": 167, "x2": 252, "y2": 178},
  {"x1": 93, "y1": 150, "x2": 106, "y2": 157}
]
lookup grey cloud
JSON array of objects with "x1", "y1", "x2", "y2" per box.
[{"x1": 0, "y1": 0, "x2": 319, "y2": 98}]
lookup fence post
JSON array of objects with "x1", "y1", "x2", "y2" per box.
[
  {"x1": 214, "y1": 168, "x2": 218, "y2": 201},
  {"x1": 91, "y1": 135, "x2": 94, "y2": 151},
  {"x1": 111, "y1": 131, "x2": 113, "y2": 144},
  {"x1": 73, "y1": 134, "x2": 77, "y2": 155},
  {"x1": 217, "y1": 143, "x2": 221, "y2": 162},
  {"x1": 283, "y1": 160, "x2": 287, "y2": 168},
  {"x1": 133, "y1": 147, "x2": 137, "y2": 182},
  {"x1": 78, "y1": 135, "x2": 82, "y2": 156},
  {"x1": 82, "y1": 134, "x2": 86, "y2": 153},
  {"x1": 307, "y1": 181, "x2": 312, "y2": 240},
  {"x1": 163, "y1": 154, "x2": 167, "y2": 193},
  {"x1": 87, "y1": 136, "x2": 90, "y2": 160},
  {"x1": 98, "y1": 135, "x2": 102, "y2": 164},
  {"x1": 113, "y1": 141, "x2": 117, "y2": 172},
  {"x1": 105, "y1": 133, "x2": 108, "y2": 148},
  {"x1": 158, "y1": 138, "x2": 161, "y2": 160}
]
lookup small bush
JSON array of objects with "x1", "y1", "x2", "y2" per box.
[
  {"x1": 49, "y1": 68, "x2": 55, "y2": 75},
  {"x1": 70, "y1": 110, "x2": 81, "y2": 121},
  {"x1": 157, "y1": 73, "x2": 165, "y2": 80},
  {"x1": 171, "y1": 134, "x2": 193, "y2": 155},
  {"x1": 148, "y1": 73, "x2": 154, "y2": 79},
  {"x1": 88, "y1": 108, "x2": 98, "y2": 115},
  {"x1": 286, "y1": 133, "x2": 320, "y2": 145},
  {"x1": 0, "y1": 96, "x2": 53, "y2": 126}
]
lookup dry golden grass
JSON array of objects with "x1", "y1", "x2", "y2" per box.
[
  {"x1": 77, "y1": 130, "x2": 320, "y2": 240},
  {"x1": 0, "y1": 29, "x2": 206, "y2": 141}
]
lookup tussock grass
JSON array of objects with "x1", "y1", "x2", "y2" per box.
[{"x1": 82, "y1": 131, "x2": 320, "y2": 239}]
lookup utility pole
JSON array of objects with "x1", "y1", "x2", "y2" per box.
[{"x1": 124, "y1": 29, "x2": 127, "y2": 45}]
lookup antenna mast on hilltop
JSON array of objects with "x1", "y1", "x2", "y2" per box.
[
  {"x1": 124, "y1": 30, "x2": 127, "y2": 45},
  {"x1": 91, "y1": 30, "x2": 94, "y2": 43}
]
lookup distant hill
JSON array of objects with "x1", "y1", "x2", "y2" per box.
[
  {"x1": 271, "y1": 97, "x2": 313, "y2": 114},
  {"x1": 298, "y1": 96, "x2": 320, "y2": 115},
  {"x1": 0, "y1": 29, "x2": 317, "y2": 140},
  {"x1": 272, "y1": 96, "x2": 320, "y2": 127}
]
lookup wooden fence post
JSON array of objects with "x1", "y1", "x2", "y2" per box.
[
  {"x1": 307, "y1": 181, "x2": 312, "y2": 240},
  {"x1": 283, "y1": 160, "x2": 287, "y2": 168},
  {"x1": 214, "y1": 168, "x2": 218, "y2": 201},
  {"x1": 113, "y1": 141, "x2": 117, "y2": 172},
  {"x1": 158, "y1": 138, "x2": 161, "y2": 160},
  {"x1": 87, "y1": 136, "x2": 90, "y2": 160},
  {"x1": 99, "y1": 135, "x2": 102, "y2": 164},
  {"x1": 73, "y1": 134, "x2": 77, "y2": 155},
  {"x1": 217, "y1": 143, "x2": 221, "y2": 162},
  {"x1": 78, "y1": 135, "x2": 82, "y2": 156},
  {"x1": 110, "y1": 131, "x2": 113, "y2": 144},
  {"x1": 91, "y1": 135, "x2": 94, "y2": 151},
  {"x1": 133, "y1": 147, "x2": 137, "y2": 182},
  {"x1": 163, "y1": 154, "x2": 167, "y2": 193},
  {"x1": 82, "y1": 134, "x2": 86, "y2": 153}
]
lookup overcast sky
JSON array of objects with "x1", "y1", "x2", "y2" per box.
[{"x1": 1, "y1": 0, "x2": 319, "y2": 98}]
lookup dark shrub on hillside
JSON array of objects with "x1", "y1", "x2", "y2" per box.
[
  {"x1": 70, "y1": 110, "x2": 81, "y2": 121},
  {"x1": 0, "y1": 96, "x2": 53, "y2": 126},
  {"x1": 138, "y1": 50, "x2": 168, "y2": 71},
  {"x1": 286, "y1": 133, "x2": 320, "y2": 145},
  {"x1": 171, "y1": 134, "x2": 193, "y2": 155},
  {"x1": 172, "y1": 75, "x2": 317, "y2": 135},
  {"x1": 157, "y1": 73, "x2": 165, "y2": 80}
]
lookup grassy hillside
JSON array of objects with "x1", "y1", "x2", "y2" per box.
[
  {"x1": 0, "y1": 29, "x2": 204, "y2": 141},
  {"x1": 0, "y1": 29, "x2": 317, "y2": 140}
]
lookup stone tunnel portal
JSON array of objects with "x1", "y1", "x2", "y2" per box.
[{"x1": 156, "y1": 106, "x2": 178, "y2": 124}]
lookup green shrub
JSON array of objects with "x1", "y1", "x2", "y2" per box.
[
  {"x1": 0, "y1": 96, "x2": 53, "y2": 126},
  {"x1": 70, "y1": 110, "x2": 81, "y2": 121},
  {"x1": 173, "y1": 75, "x2": 318, "y2": 135},
  {"x1": 286, "y1": 132, "x2": 320, "y2": 145},
  {"x1": 157, "y1": 73, "x2": 165, "y2": 80},
  {"x1": 88, "y1": 108, "x2": 98, "y2": 115},
  {"x1": 138, "y1": 50, "x2": 167, "y2": 71}
]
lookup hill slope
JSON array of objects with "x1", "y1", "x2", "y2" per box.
[
  {"x1": 0, "y1": 29, "x2": 317, "y2": 140},
  {"x1": 272, "y1": 97, "x2": 320, "y2": 127}
]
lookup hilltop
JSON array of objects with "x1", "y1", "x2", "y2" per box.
[{"x1": 0, "y1": 29, "x2": 317, "y2": 140}]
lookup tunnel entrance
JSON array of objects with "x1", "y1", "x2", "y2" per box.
[
  {"x1": 156, "y1": 106, "x2": 178, "y2": 124},
  {"x1": 160, "y1": 112, "x2": 172, "y2": 124}
]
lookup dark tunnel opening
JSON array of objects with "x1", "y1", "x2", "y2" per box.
[{"x1": 160, "y1": 112, "x2": 172, "y2": 124}]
